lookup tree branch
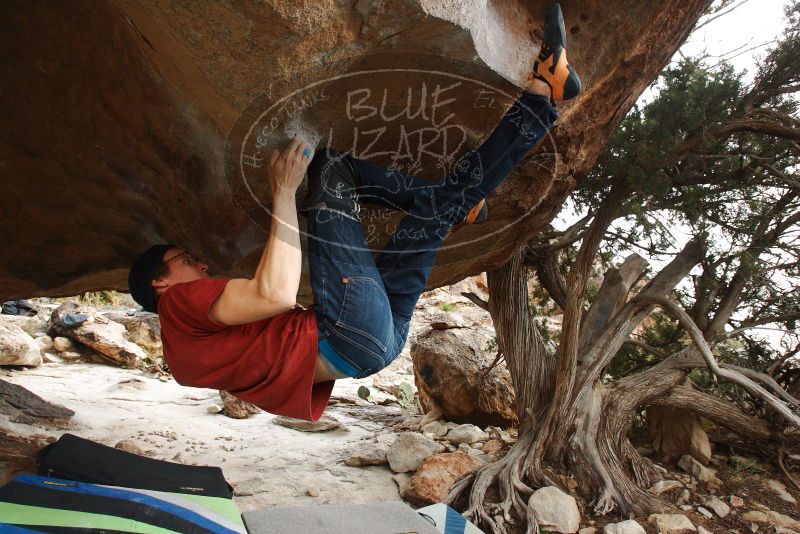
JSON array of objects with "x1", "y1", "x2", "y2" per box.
[
  {"x1": 652, "y1": 383, "x2": 774, "y2": 442},
  {"x1": 640, "y1": 294, "x2": 800, "y2": 428}
]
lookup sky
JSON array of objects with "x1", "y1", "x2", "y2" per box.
[
  {"x1": 681, "y1": 0, "x2": 787, "y2": 75},
  {"x1": 552, "y1": 0, "x2": 794, "y2": 347},
  {"x1": 639, "y1": 0, "x2": 788, "y2": 102}
]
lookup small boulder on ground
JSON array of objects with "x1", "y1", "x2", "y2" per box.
[
  {"x1": 115, "y1": 439, "x2": 146, "y2": 455},
  {"x1": 742, "y1": 508, "x2": 800, "y2": 531},
  {"x1": 387, "y1": 433, "x2": 445, "y2": 473},
  {"x1": 703, "y1": 495, "x2": 730, "y2": 517},
  {"x1": 272, "y1": 414, "x2": 341, "y2": 432},
  {"x1": 345, "y1": 442, "x2": 390, "y2": 467},
  {"x1": 35, "y1": 336, "x2": 53, "y2": 354},
  {"x1": 404, "y1": 452, "x2": 484, "y2": 504},
  {"x1": 445, "y1": 424, "x2": 488, "y2": 446},
  {"x1": 528, "y1": 486, "x2": 581, "y2": 534},
  {"x1": 219, "y1": 391, "x2": 260, "y2": 419},
  {"x1": 604, "y1": 520, "x2": 646, "y2": 534},
  {"x1": 0, "y1": 321, "x2": 43, "y2": 366},
  {"x1": 52, "y1": 336, "x2": 74, "y2": 352},
  {"x1": 648, "y1": 513, "x2": 696, "y2": 533},
  {"x1": 421, "y1": 420, "x2": 448, "y2": 437},
  {"x1": 764, "y1": 478, "x2": 797, "y2": 504},
  {"x1": 678, "y1": 454, "x2": 720, "y2": 484}
]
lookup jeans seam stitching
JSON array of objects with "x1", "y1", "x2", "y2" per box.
[
  {"x1": 323, "y1": 318, "x2": 386, "y2": 371},
  {"x1": 335, "y1": 276, "x2": 389, "y2": 352}
]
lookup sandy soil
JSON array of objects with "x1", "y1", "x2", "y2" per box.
[{"x1": 0, "y1": 356, "x2": 418, "y2": 513}]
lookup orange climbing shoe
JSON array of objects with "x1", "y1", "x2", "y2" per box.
[
  {"x1": 533, "y1": 3, "x2": 582, "y2": 102},
  {"x1": 464, "y1": 198, "x2": 488, "y2": 224}
]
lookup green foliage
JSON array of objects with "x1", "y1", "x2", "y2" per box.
[
  {"x1": 728, "y1": 455, "x2": 767, "y2": 477},
  {"x1": 357, "y1": 386, "x2": 371, "y2": 401},
  {"x1": 439, "y1": 302, "x2": 458, "y2": 313},
  {"x1": 55, "y1": 291, "x2": 124, "y2": 308},
  {"x1": 536, "y1": 4, "x2": 800, "y2": 396},
  {"x1": 393, "y1": 382, "x2": 416, "y2": 411}
]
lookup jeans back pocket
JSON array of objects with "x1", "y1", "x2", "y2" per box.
[{"x1": 335, "y1": 275, "x2": 392, "y2": 355}]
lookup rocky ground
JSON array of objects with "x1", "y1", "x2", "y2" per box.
[{"x1": 0, "y1": 280, "x2": 798, "y2": 534}]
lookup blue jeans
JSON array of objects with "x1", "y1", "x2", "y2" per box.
[{"x1": 307, "y1": 91, "x2": 558, "y2": 378}]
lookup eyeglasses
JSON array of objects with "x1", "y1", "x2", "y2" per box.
[{"x1": 163, "y1": 250, "x2": 198, "y2": 267}]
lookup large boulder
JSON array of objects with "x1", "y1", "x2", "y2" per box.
[
  {"x1": 647, "y1": 405, "x2": 712, "y2": 464},
  {"x1": 50, "y1": 301, "x2": 144, "y2": 368},
  {"x1": 0, "y1": 321, "x2": 43, "y2": 367},
  {"x1": 412, "y1": 327, "x2": 517, "y2": 426},
  {"x1": 0, "y1": 1, "x2": 712, "y2": 301}
]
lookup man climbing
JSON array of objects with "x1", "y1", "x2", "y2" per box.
[{"x1": 127, "y1": 4, "x2": 581, "y2": 421}]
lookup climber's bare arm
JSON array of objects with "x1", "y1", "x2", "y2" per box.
[{"x1": 209, "y1": 136, "x2": 313, "y2": 326}]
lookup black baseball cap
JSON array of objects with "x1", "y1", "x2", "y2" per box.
[{"x1": 127, "y1": 244, "x2": 175, "y2": 313}]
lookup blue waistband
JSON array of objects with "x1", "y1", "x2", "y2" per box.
[{"x1": 318, "y1": 338, "x2": 360, "y2": 378}]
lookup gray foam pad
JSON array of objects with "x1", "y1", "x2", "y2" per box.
[{"x1": 242, "y1": 501, "x2": 441, "y2": 534}]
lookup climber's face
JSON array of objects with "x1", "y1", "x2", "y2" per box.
[{"x1": 152, "y1": 248, "x2": 209, "y2": 294}]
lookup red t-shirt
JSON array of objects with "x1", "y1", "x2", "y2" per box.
[{"x1": 157, "y1": 277, "x2": 333, "y2": 421}]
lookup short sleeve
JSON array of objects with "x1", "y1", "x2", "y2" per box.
[{"x1": 157, "y1": 278, "x2": 230, "y2": 334}]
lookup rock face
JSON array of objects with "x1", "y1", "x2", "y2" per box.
[
  {"x1": 0, "y1": 1, "x2": 712, "y2": 301},
  {"x1": 412, "y1": 328, "x2": 517, "y2": 426},
  {"x1": 0, "y1": 322, "x2": 43, "y2": 366},
  {"x1": 647, "y1": 405, "x2": 712, "y2": 464},
  {"x1": 50, "y1": 302, "x2": 144, "y2": 368},
  {"x1": 528, "y1": 486, "x2": 581, "y2": 534},
  {"x1": 405, "y1": 452, "x2": 484, "y2": 504}
]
